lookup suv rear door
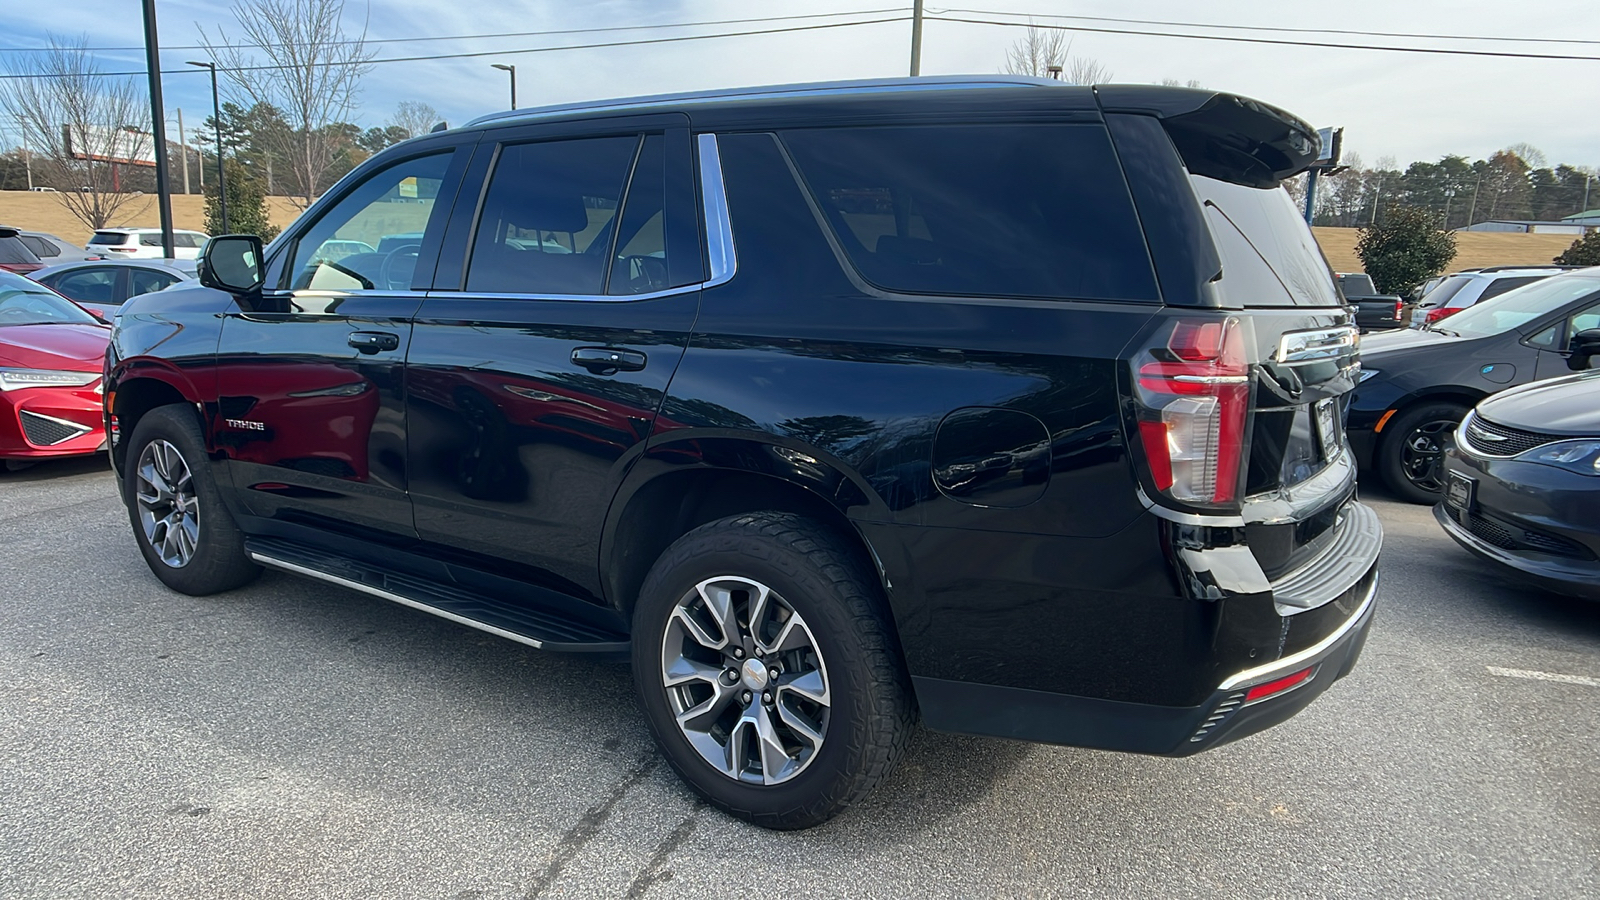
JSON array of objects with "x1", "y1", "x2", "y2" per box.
[{"x1": 404, "y1": 114, "x2": 702, "y2": 602}]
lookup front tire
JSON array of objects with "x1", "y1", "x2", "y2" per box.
[
  {"x1": 631, "y1": 512, "x2": 914, "y2": 830},
  {"x1": 123, "y1": 405, "x2": 260, "y2": 595},
  {"x1": 1378, "y1": 401, "x2": 1467, "y2": 504}
]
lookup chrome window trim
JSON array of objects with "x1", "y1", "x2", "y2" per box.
[
  {"x1": 422, "y1": 284, "x2": 702, "y2": 305},
  {"x1": 697, "y1": 133, "x2": 737, "y2": 288}
]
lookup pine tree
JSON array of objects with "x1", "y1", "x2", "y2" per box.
[{"x1": 204, "y1": 157, "x2": 279, "y2": 242}]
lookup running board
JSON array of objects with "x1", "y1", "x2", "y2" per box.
[{"x1": 245, "y1": 537, "x2": 630, "y2": 654}]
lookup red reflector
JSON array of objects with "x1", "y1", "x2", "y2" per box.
[
  {"x1": 1425, "y1": 306, "x2": 1459, "y2": 325},
  {"x1": 1138, "y1": 419, "x2": 1174, "y2": 491},
  {"x1": 1244, "y1": 666, "x2": 1316, "y2": 704}
]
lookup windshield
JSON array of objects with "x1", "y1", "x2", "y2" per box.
[
  {"x1": 1438, "y1": 275, "x2": 1600, "y2": 338},
  {"x1": 0, "y1": 272, "x2": 99, "y2": 326}
]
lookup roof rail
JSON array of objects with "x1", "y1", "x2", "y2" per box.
[{"x1": 464, "y1": 75, "x2": 1062, "y2": 129}]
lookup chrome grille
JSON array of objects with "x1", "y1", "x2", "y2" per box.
[
  {"x1": 1461, "y1": 413, "x2": 1563, "y2": 458},
  {"x1": 18, "y1": 410, "x2": 92, "y2": 446}
]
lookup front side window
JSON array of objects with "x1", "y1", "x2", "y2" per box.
[
  {"x1": 783, "y1": 124, "x2": 1159, "y2": 301},
  {"x1": 1566, "y1": 301, "x2": 1600, "y2": 344},
  {"x1": 466, "y1": 136, "x2": 638, "y2": 294},
  {"x1": 129, "y1": 268, "x2": 180, "y2": 297},
  {"x1": 288, "y1": 152, "x2": 452, "y2": 292}
]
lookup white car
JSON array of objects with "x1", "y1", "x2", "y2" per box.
[
  {"x1": 85, "y1": 228, "x2": 210, "y2": 260},
  {"x1": 1409, "y1": 266, "x2": 1572, "y2": 329}
]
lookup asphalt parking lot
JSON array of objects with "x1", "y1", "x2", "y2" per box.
[{"x1": 2, "y1": 457, "x2": 1596, "y2": 899}]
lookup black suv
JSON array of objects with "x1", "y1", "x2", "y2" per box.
[{"x1": 106, "y1": 77, "x2": 1380, "y2": 829}]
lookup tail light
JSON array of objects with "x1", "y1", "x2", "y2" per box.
[
  {"x1": 1393, "y1": 299, "x2": 1403, "y2": 322},
  {"x1": 1424, "y1": 306, "x2": 1460, "y2": 325},
  {"x1": 1133, "y1": 317, "x2": 1251, "y2": 506}
]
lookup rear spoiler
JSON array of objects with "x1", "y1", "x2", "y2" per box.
[
  {"x1": 0, "y1": 227, "x2": 20, "y2": 239},
  {"x1": 1094, "y1": 86, "x2": 1319, "y2": 188}
]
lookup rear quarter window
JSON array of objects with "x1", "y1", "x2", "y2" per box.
[
  {"x1": 781, "y1": 124, "x2": 1159, "y2": 302},
  {"x1": 1477, "y1": 275, "x2": 1543, "y2": 302},
  {"x1": 1190, "y1": 175, "x2": 1340, "y2": 308},
  {"x1": 0, "y1": 237, "x2": 39, "y2": 264}
]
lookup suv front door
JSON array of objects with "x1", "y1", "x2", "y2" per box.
[
  {"x1": 405, "y1": 115, "x2": 702, "y2": 602},
  {"x1": 214, "y1": 143, "x2": 471, "y2": 539}
]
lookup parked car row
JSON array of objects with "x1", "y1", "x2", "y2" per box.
[
  {"x1": 1350, "y1": 267, "x2": 1600, "y2": 502},
  {"x1": 0, "y1": 270, "x2": 111, "y2": 469}
]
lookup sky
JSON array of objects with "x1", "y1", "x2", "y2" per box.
[{"x1": 1, "y1": 0, "x2": 1597, "y2": 172}]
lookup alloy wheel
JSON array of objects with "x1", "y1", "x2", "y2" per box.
[
  {"x1": 1400, "y1": 417, "x2": 1457, "y2": 494},
  {"x1": 135, "y1": 438, "x2": 200, "y2": 568},
  {"x1": 660, "y1": 576, "x2": 831, "y2": 785}
]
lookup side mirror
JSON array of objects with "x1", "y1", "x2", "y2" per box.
[
  {"x1": 198, "y1": 234, "x2": 265, "y2": 295},
  {"x1": 1567, "y1": 328, "x2": 1600, "y2": 371}
]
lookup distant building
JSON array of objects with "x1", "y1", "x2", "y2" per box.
[
  {"x1": 1456, "y1": 219, "x2": 1587, "y2": 236},
  {"x1": 1560, "y1": 209, "x2": 1600, "y2": 227}
]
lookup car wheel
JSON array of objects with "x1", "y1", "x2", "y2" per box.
[
  {"x1": 124, "y1": 405, "x2": 260, "y2": 595},
  {"x1": 1378, "y1": 401, "x2": 1467, "y2": 504},
  {"x1": 631, "y1": 511, "x2": 915, "y2": 830}
]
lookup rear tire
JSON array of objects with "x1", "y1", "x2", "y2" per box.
[
  {"x1": 123, "y1": 405, "x2": 260, "y2": 595},
  {"x1": 1378, "y1": 401, "x2": 1467, "y2": 504},
  {"x1": 631, "y1": 511, "x2": 914, "y2": 830}
]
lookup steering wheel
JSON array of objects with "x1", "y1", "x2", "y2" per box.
[{"x1": 378, "y1": 242, "x2": 422, "y2": 291}]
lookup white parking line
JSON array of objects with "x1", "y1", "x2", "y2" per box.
[{"x1": 1487, "y1": 666, "x2": 1600, "y2": 688}]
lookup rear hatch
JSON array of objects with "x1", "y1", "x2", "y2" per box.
[{"x1": 1099, "y1": 88, "x2": 1363, "y2": 586}]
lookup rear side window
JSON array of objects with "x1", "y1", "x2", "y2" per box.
[
  {"x1": 0, "y1": 237, "x2": 37, "y2": 265},
  {"x1": 20, "y1": 235, "x2": 58, "y2": 257},
  {"x1": 89, "y1": 232, "x2": 128, "y2": 246},
  {"x1": 466, "y1": 136, "x2": 637, "y2": 295},
  {"x1": 1422, "y1": 275, "x2": 1470, "y2": 308},
  {"x1": 139, "y1": 232, "x2": 164, "y2": 247},
  {"x1": 1477, "y1": 275, "x2": 1543, "y2": 302},
  {"x1": 129, "y1": 268, "x2": 180, "y2": 296},
  {"x1": 782, "y1": 124, "x2": 1158, "y2": 302},
  {"x1": 1190, "y1": 175, "x2": 1341, "y2": 308}
]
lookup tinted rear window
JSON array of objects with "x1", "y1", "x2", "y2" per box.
[
  {"x1": 1190, "y1": 175, "x2": 1341, "y2": 308},
  {"x1": 782, "y1": 124, "x2": 1158, "y2": 302},
  {"x1": 89, "y1": 232, "x2": 129, "y2": 245},
  {"x1": 1476, "y1": 275, "x2": 1544, "y2": 302},
  {"x1": 1421, "y1": 274, "x2": 1471, "y2": 307},
  {"x1": 0, "y1": 237, "x2": 39, "y2": 265}
]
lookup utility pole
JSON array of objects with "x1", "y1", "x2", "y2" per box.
[
  {"x1": 1303, "y1": 169, "x2": 1319, "y2": 225},
  {"x1": 177, "y1": 108, "x2": 189, "y2": 195},
  {"x1": 1466, "y1": 172, "x2": 1482, "y2": 227},
  {"x1": 1369, "y1": 171, "x2": 1384, "y2": 225},
  {"x1": 910, "y1": 0, "x2": 924, "y2": 76},
  {"x1": 141, "y1": 0, "x2": 176, "y2": 259}
]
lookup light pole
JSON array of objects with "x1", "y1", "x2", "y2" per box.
[
  {"x1": 187, "y1": 60, "x2": 227, "y2": 232},
  {"x1": 141, "y1": 0, "x2": 176, "y2": 259},
  {"x1": 909, "y1": 0, "x2": 924, "y2": 76},
  {"x1": 174, "y1": 110, "x2": 188, "y2": 194},
  {"x1": 491, "y1": 63, "x2": 517, "y2": 110}
]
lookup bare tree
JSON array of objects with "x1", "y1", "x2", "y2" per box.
[
  {"x1": 391, "y1": 100, "x2": 440, "y2": 140},
  {"x1": 1003, "y1": 24, "x2": 1113, "y2": 84},
  {"x1": 1159, "y1": 78, "x2": 1204, "y2": 89},
  {"x1": 1004, "y1": 24, "x2": 1068, "y2": 77},
  {"x1": 200, "y1": 0, "x2": 375, "y2": 207},
  {"x1": 1505, "y1": 142, "x2": 1547, "y2": 170},
  {"x1": 0, "y1": 37, "x2": 152, "y2": 230}
]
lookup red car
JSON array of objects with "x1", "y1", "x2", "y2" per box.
[{"x1": 0, "y1": 270, "x2": 110, "y2": 467}]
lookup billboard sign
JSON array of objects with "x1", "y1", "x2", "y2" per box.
[{"x1": 62, "y1": 124, "x2": 156, "y2": 167}]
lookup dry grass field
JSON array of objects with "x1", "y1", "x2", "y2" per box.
[{"x1": 0, "y1": 191, "x2": 1580, "y2": 276}]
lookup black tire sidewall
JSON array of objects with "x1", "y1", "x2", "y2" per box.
[
  {"x1": 1379, "y1": 402, "x2": 1467, "y2": 504},
  {"x1": 123, "y1": 405, "x2": 258, "y2": 595},
  {"x1": 631, "y1": 516, "x2": 904, "y2": 828}
]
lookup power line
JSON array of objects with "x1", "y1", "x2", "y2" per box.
[
  {"x1": 0, "y1": 7, "x2": 907, "y2": 54},
  {"x1": 0, "y1": 16, "x2": 911, "y2": 80},
  {"x1": 930, "y1": 14, "x2": 1600, "y2": 62},
  {"x1": 941, "y1": 7, "x2": 1600, "y2": 46}
]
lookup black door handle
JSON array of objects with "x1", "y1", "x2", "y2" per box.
[
  {"x1": 349, "y1": 331, "x2": 400, "y2": 354},
  {"x1": 571, "y1": 346, "x2": 646, "y2": 374}
]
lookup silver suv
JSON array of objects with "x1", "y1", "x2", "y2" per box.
[{"x1": 1410, "y1": 266, "x2": 1572, "y2": 328}]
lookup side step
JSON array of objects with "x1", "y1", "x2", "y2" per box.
[{"x1": 245, "y1": 537, "x2": 630, "y2": 654}]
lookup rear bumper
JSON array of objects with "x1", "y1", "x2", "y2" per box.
[{"x1": 916, "y1": 564, "x2": 1378, "y2": 755}]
